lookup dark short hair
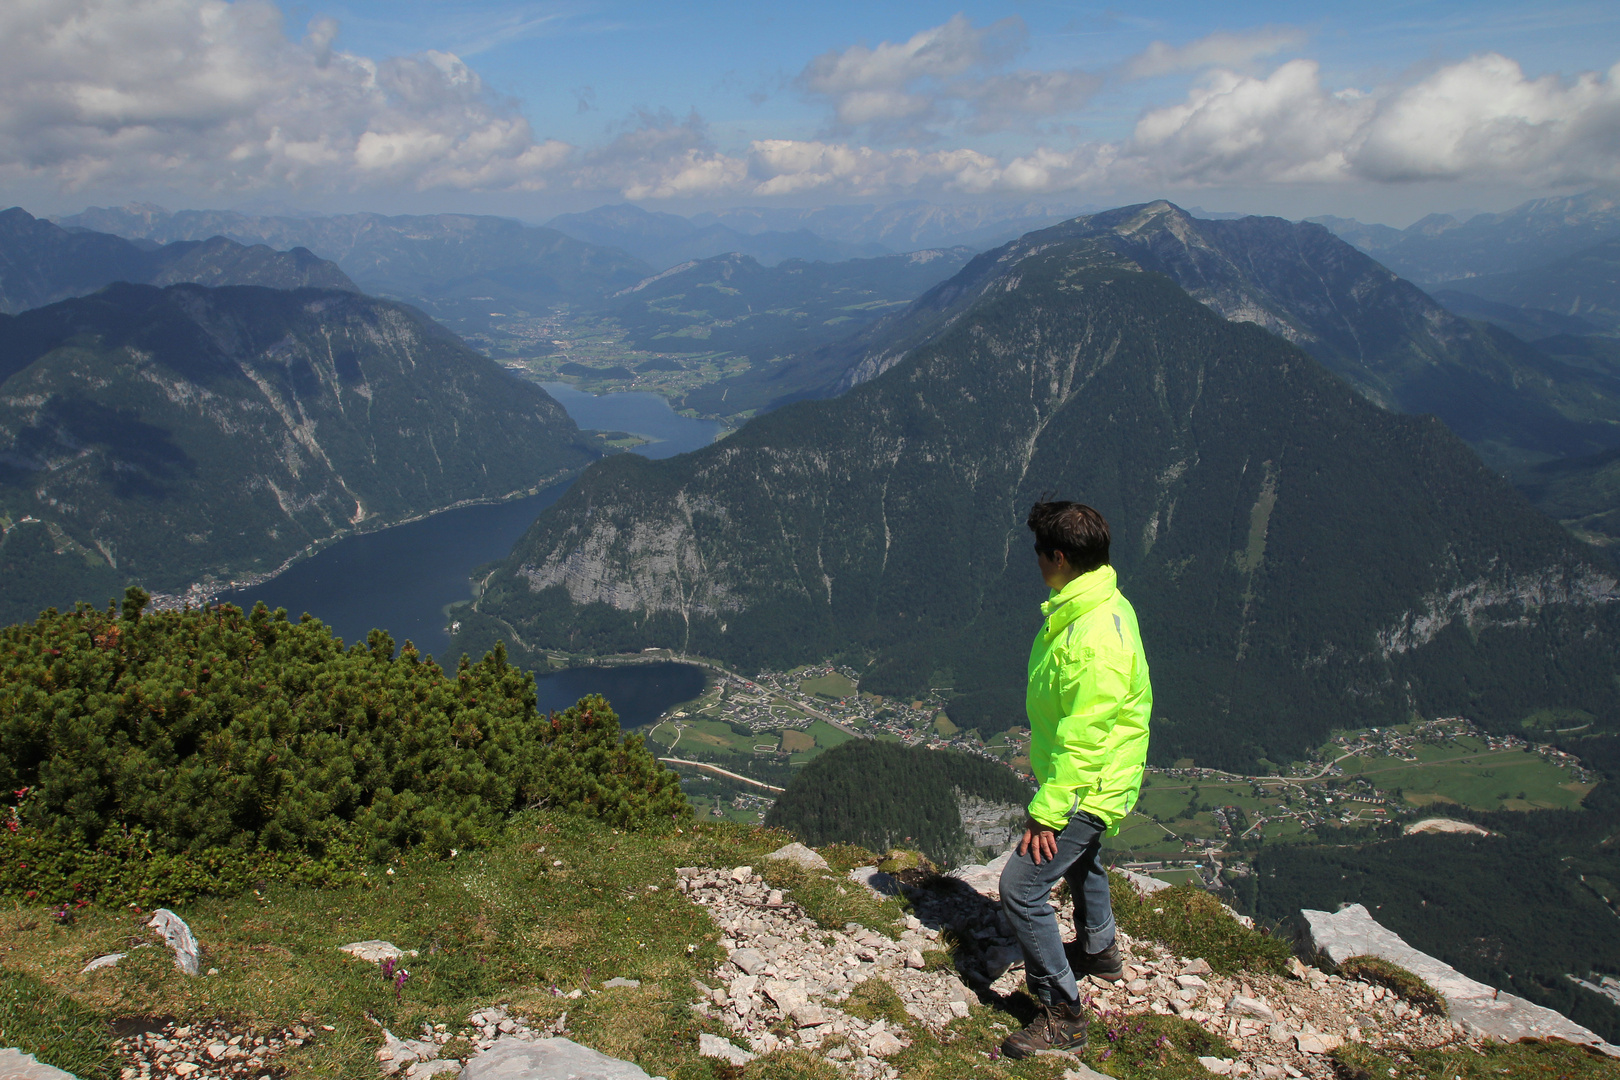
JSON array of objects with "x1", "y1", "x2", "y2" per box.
[{"x1": 1027, "y1": 501, "x2": 1110, "y2": 574}]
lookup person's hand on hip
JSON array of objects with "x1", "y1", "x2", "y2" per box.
[{"x1": 1019, "y1": 817, "x2": 1059, "y2": 864}]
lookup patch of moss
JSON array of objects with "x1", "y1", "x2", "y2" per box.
[
  {"x1": 817, "y1": 843, "x2": 880, "y2": 872},
  {"x1": 840, "y1": 977, "x2": 910, "y2": 1025}
]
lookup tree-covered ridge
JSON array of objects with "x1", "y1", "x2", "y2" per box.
[
  {"x1": 0, "y1": 282, "x2": 597, "y2": 622},
  {"x1": 0, "y1": 206, "x2": 357, "y2": 314},
  {"x1": 764, "y1": 740, "x2": 1031, "y2": 866},
  {"x1": 479, "y1": 247, "x2": 1620, "y2": 771},
  {"x1": 0, "y1": 589, "x2": 687, "y2": 902}
]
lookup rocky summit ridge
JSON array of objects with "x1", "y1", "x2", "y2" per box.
[{"x1": 43, "y1": 842, "x2": 1612, "y2": 1080}]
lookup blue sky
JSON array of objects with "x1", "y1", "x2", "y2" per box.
[
  {"x1": 3, "y1": 0, "x2": 1618, "y2": 224},
  {"x1": 312, "y1": 0, "x2": 1619, "y2": 151}
]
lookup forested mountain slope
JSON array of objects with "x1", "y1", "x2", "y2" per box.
[
  {"x1": 835, "y1": 202, "x2": 1620, "y2": 464},
  {"x1": 0, "y1": 284, "x2": 595, "y2": 622},
  {"x1": 765, "y1": 740, "x2": 1032, "y2": 866},
  {"x1": 477, "y1": 244, "x2": 1620, "y2": 771},
  {"x1": 0, "y1": 208, "x2": 356, "y2": 314},
  {"x1": 1440, "y1": 237, "x2": 1620, "y2": 336}
]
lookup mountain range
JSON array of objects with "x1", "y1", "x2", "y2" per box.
[
  {"x1": 0, "y1": 283, "x2": 594, "y2": 623},
  {"x1": 1, "y1": 207, "x2": 356, "y2": 314},
  {"x1": 1310, "y1": 189, "x2": 1620, "y2": 285},
  {"x1": 603, "y1": 247, "x2": 973, "y2": 412},
  {"x1": 546, "y1": 203, "x2": 890, "y2": 270},
  {"x1": 687, "y1": 202, "x2": 1620, "y2": 470},
  {"x1": 692, "y1": 199, "x2": 1094, "y2": 252},
  {"x1": 471, "y1": 235, "x2": 1620, "y2": 771},
  {"x1": 54, "y1": 204, "x2": 652, "y2": 315}
]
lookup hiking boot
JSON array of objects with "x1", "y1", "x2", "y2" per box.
[
  {"x1": 1067, "y1": 939, "x2": 1125, "y2": 982},
  {"x1": 1000, "y1": 996, "x2": 1090, "y2": 1060}
]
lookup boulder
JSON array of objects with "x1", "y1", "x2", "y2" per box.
[
  {"x1": 766, "y1": 843, "x2": 829, "y2": 871},
  {"x1": 1121, "y1": 870, "x2": 1171, "y2": 896},
  {"x1": 866, "y1": 1030, "x2": 906, "y2": 1057},
  {"x1": 601, "y1": 978, "x2": 641, "y2": 989},
  {"x1": 148, "y1": 909, "x2": 200, "y2": 976},
  {"x1": 1298, "y1": 904, "x2": 1620, "y2": 1056},
  {"x1": 848, "y1": 866, "x2": 901, "y2": 898},
  {"x1": 948, "y1": 849, "x2": 1014, "y2": 898},
  {"x1": 460, "y1": 1036, "x2": 653, "y2": 1080},
  {"x1": 339, "y1": 940, "x2": 417, "y2": 964},
  {"x1": 1062, "y1": 1068, "x2": 1116, "y2": 1080},
  {"x1": 728, "y1": 949, "x2": 767, "y2": 976},
  {"x1": 698, "y1": 1034, "x2": 755, "y2": 1066},
  {"x1": 1229, "y1": 996, "x2": 1276, "y2": 1022}
]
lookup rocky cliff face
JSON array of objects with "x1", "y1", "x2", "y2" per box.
[
  {"x1": 0, "y1": 283, "x2": 594, "y2": 620},
  {"x1": 479, "y1": 246, "x2": 1620, "y2": 769}
]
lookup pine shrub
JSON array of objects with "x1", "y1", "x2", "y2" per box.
[{"x1": 0, "y1": 589, "x2": 688, "y2": 903}]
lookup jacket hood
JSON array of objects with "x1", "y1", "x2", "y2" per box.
[{"x1": 1039, "y1": 564, "x2": 1118, "y2": 639}]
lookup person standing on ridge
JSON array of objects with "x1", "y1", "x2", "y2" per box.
[{"x1": 998, "y1": 500, "x2": 1152, "y2": 1060}]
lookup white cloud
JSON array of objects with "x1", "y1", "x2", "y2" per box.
[
  {"x1": 0, "y1": 0, "x2": 572, "y2": 195},
  {"x1": 795, "y1": 15, "x2": 1098, "y2": 137},
  {"x1": 1129, "y1": 53, "x2": 1620, "y2": 187},
  {"x1": 1125, "y1": 27, "x2": 1307, "y2": 80},
  {"x1": 0, "y1": 1, "x2": 1615, "y2": 208}
]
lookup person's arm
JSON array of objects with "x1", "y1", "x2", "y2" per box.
[{"x1": 1026, "y1": 644, "x2": 1132, "y2": 833}]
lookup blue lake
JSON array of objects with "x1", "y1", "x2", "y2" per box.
[
  {"x1": 542, "y1": 383, "x2": 724, "y2": 459},
  {"x1": 221, "y1": 384, "x2": 718, "y2": 726}
]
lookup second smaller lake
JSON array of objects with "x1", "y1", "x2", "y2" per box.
[{"x1": 542, "y1": 383, "x2": 724, "y2": 459}]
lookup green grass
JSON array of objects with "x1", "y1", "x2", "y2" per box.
[
  {"x1": 1111, "y1": 875, "x2": 1290, "y2": 975},
  {"x1": 0, "y1": 812, "x2": 794, "y2": 1077},
  {"x1": 797, "y1": 673, "x2": 858, "y2": 700},
  {"x1": 757, "y1": 860, "x2": 907, "y2": 939},
  {"x1": 785, "y1": 720, "x2": 857, "y2": 764},
  {"x1": 1331, "y1": 1034, "x2": 1620, "y2": 1080},
  {"x1": 0, "y1": 966, "x2": 117, "y2": 1079},
  {"x1": 1336, "y1": 739, "x2": 1591, "y2": 810}
]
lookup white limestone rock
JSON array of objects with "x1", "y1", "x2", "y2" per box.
[
  {"x1": 460, "y1": 1036, "x2": 654, "y2": 1080},
  {"x1": 0, "y1": 1047, "x2": 77, "y2": 1080},
  {"x1": 699, "y1": 1033, "x2": 755, "y2": 1066},
  {"x1": 766, "y1": 843, "x2": 829, "y2": 871},
  {"x1": 1299, "y1": 904, "x2": 1620, "y2": 1056},
  {"x1": 148, "y1": 908, "x2": 201, "y2": 976},
  {"x1": 339, "y1": 940, "x2": 417, "y2": 964}
]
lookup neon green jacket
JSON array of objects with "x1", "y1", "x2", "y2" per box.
[{"x1": 1025, "y1": 564, "x2": 1152, "y2": 834}]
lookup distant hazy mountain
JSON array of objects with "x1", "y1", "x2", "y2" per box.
[
  {"x1": 1438, "y1": 237, "x2": 1620, "y2": 336},
  {"x1": 1310, "y1": 189, "x2": 1620, "y2": 285},
  {"x1": 693, "y1": 199, "x2": 1094, "y2": 252},
  {"x1": 55, "y1": 204, "x2": 651, "y2": 311},
  {"x1": 602, "y1": 247, "x2": 971, "y2": 404},
  {"x1": 0, "y1": 207, "x2": 355, "y2": 314},
  {"x1": 477, "y1": 239, "x2": 1620, "y2": 770},
  {"x1": 546, "y1": 203, "x2": 889, "y2": 270},
  {"x1": 0, "y1": 283, "x2": 595, "y2": 623}
]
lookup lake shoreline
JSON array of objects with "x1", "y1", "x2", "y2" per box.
[{"x1": 148, "y1": 470, "x2": 583, "y2": 613}]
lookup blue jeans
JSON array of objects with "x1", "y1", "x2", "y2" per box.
[{"x1": 998, "y1": 811, "x2": 1116, "y2": 1006}]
